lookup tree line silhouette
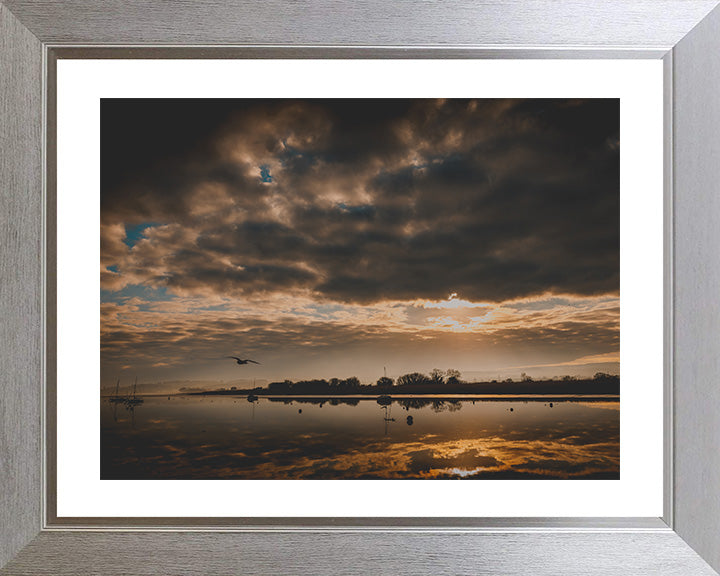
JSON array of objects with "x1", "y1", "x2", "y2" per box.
[{"x1": 196, "y1": 370, "x2": 619, "y2": 397}]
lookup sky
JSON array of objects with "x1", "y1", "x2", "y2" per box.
[{"x1": 100, "y1": 98, "x2": 620, "y2": 389}]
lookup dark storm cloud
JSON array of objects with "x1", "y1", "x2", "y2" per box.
[{"x1": 101, "y1": 98, "x2": 619, "y2": 303}]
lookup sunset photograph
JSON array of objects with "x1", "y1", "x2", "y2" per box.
[{"x1": 100, "y1": 98, "x2": 620, "y2": 480}]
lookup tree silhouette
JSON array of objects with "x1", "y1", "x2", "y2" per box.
[
  {"x1": 376, "y1": 376, "x2": 394, "y2": 390},
  {"x1": 397, "y1": 372, "x2": 430, "y2": 387},
  {"x1": 446, "y1": 368, "x2": 462, "y2": 386},
  {"x1": 430, "y1": 368, "x2": 445, "y2": 385}
]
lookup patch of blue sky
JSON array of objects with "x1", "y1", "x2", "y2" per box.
[
  {"x1": 259, "y1": 165, "x2": 273, "y2": 183},
  {"x1": 292, "y1": 303, "x2": 348, "y2": 320},
  {"x1": 509, "y1": 296, "x2": 616, "y2": 311},
  {"x1": 106, "y1": 264, "x2": 119, "y2": 273},
  {"x1": 101, "y1": 284, "x2": 175, "y2": 306},
  {"x1": 124, "y1": 222, "x2": 160, "y2": 249},
  {"x1": 195, "y1": 303, "x2": 230, "y2": 312},
  {"x1": 314, "y1": 303, "x2": 347, "y2": 314}
]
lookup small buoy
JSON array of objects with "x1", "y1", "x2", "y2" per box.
[
  {"x1": 549, "y1": 403, "x2": 553, "y2": 408},
  {"x1": 509, "y1": 408, "x2": 514, "y2": 412},
  {"x1": 406, "y1": 415, "x2": 414, "y2": 426},
  {"x1": 298, "y1": 409, "x2": 302, "y2": 414}
]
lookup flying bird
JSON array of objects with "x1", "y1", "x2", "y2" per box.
[{"x1": 227, "y1": 356, "x2": 261, "y2": 365}]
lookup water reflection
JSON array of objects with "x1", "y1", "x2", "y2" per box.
[{"x1": 101, "y1": 396, "x2": 619, "y2": 480}]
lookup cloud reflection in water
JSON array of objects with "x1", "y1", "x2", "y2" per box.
[{"x1": 101, "y1": 396, "x2": 619, "y2": 479}]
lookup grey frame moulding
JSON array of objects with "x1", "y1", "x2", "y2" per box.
[{"x1": 2, "y1": 1, "x2": 720, "y2": 574}]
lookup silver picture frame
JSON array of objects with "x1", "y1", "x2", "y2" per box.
[{"x1": 2, "y1": 1, "x2": 720, "y2": 574}]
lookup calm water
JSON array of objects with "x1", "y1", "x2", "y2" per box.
[{"x1": 101, "y1": 395, "x2": 619, "y2": 479}]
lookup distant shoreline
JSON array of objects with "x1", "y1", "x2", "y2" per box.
[
  {"x1": 190, "y1": 392, "x2": 618, "y2": 401},
  {"x1": 193, "y1": 376, "x2": 619, "y2": 397},
  {"x1": 101, "y1": 375, "x2": 620, "y2": 399}
]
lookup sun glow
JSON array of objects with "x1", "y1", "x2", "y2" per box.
[
  {"x1": 424, "y1": 315, "x2": 493, "y2": 333},
  {"x1": 418, "y1": 293, "x2": 489, "y2": 310}
]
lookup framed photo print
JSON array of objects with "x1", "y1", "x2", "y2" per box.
[{"x1": 2, "y1": 1, "x2": 720, "y2": 575}]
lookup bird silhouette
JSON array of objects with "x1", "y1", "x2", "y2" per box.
[{"x1": 227, "y1": 356, "x2": 260, "y2": 365}]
